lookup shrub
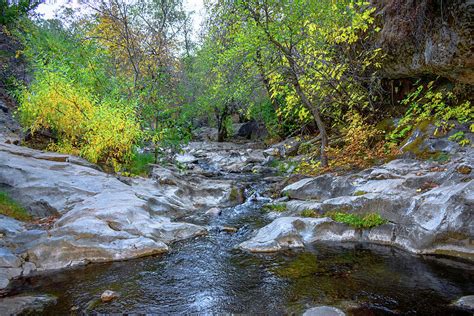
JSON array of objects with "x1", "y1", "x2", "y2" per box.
[
  {"x1": 18, "y1": 67, "x2": 141, "y2": 170},
  {"x1": 122, "y1": 151, "x2": 155, "y2": 177},
  {"x1": 389, "y1": 81, "x2": 473, "y2": 145},
  {"x1": 296, "y1": 112, "x2": 399, "y2": 176}
]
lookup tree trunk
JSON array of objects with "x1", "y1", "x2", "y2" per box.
[
  {"x1": 292, "y1": 82, "x2": 328, "y2": 167},
  {"x1": 215, "y1": 104, "x2": 229, "y2": 143},
  {"x1": 286, "y1": 57, "x2": 329, "y2": 167},
  {"x1": 255, "y1": 49, "x2": 280, "y2": 114},
  {"x1": 217, "y1": 121, "x2": 227, "y2": 142}
]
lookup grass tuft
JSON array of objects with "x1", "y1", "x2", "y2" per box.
[
  {"x1": 326, "y1": 211, "x2": 386, "y2": 229},
  {"x1": 0, "y1": 191, "x2": 31, "y2": 221},
  {"x1": 262, "y1": 203, "x2": 287, "y2": 212},
  {"x1": 300, "y1": 209, "x2": 318, "y2": 217},
  {"x1": 124, "y1": 152, "x2": 155, "y2": 177}
]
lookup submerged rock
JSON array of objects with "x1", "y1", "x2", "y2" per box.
[
  {"x1": 302, "y1": 306, "x2": 346, "y2": 316},
  {"x1": 0, "y1": 294, "x2": 57, "y2": 315},
  {"x1": 452, "y1": 295, "x2": 474, "y2": 311},
  {"x1": 101, "y1": 290, "x2": 119, "y2": 303}
]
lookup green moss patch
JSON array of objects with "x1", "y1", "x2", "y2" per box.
[
  {"x1": 0, "y1": 191, "x2": 31, "y2": 221},
  {"x1": 262, "y1": 203, "x2": 287, "y2": 212},
  {"x1": 326, "y1": 211, "x2": 386, "y2": 229},
  {"x1": 301, "y1": 209, "x2": 317, "y2": 217}
]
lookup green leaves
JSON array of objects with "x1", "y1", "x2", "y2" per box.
[
  {"x1": 17, "y1": 20, "x2": 141, "y2": 170},
  {"x1": 389, "y1": 81, "x2": 474, "y2": 145}
]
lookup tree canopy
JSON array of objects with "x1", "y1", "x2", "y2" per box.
[{"x1": 3, "y1": 0, "x2": 471, "y2": 173}]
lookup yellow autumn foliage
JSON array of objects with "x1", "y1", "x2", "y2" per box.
[{"x1": 18, "y1": 70, "x2": 141, "y2": 169}]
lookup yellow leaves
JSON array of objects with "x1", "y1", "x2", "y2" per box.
[{"x1": 18, "y1": 70, "x2": 140, "y2": 169}]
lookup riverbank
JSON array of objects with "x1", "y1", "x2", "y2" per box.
[{"x1": 0, "y1": 133, "x2": 473, "y2": 314}]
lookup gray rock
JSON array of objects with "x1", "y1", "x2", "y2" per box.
[
  {"x1": 192, "y1": 127, "x2": 218, "y2": 141},
  {"x1": 0, "y1": 294, "x2": 57, "y2": 315},
  {"x1": 302, "y1": 306, "x2": 346, "y2": 316},
  {"x1": 239, "y1": 217, "x2": 356, "y2": 252},
  {"x1": 376, "y1": 0, "x2": 473, "y2": 83},
  {"x1": 205, "y1": 207, "x2": 222, "y2": 217},
  {"x1": 181, "y1": 141, "x2": 268, "y2": 175},
  {"x1": 452, "y1": 295, "x2": 474, "y2": 311},
  {"x1": 0, "y1": 215, "x2": 25, "y2": 236},
  {"x1": 282, "y1": 174, "x2": 356, "y2": 201},
  {"x1": 0, "y1": 247, "x2": 25, "y2": 291},
  {"x1": 0, "y1": 142, "x2": 207, "y2": 281},
  {"x1": 264, "y1": 137, "x2": 302, "y2": 158},
  {"x1": 247, "y1": 146, "x2": 474, "y2": 259},
  {"x1": 0, "y1": 247, "x2": 21, "y2": 268},
  {"x1": 0, "y1": 267, "x2": 22, "y2": 290},
  {"x1": 237, "y1": 121, "x2": 267, "y2": 140},
  {"x1": 101, "y1": 290, "x2": 119, "y2": 302},
  {"x1": 175, "y1": 153, "x2": 198, "y2": 164}
]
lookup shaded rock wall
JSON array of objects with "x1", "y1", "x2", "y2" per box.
[{"x1": 375, "y1": 0, "x2": 473, "y2": 83}]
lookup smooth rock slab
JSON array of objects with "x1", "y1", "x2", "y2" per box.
[
  {"x1": 0, "y1": 142, "x2": 207, "y2": 283},
  {"x1": 0, "y1": 215, "x2": 25, "y2": 236},
  {"x1": 0, "y1": 294, "x2": 57, "y2": 315},
  {"x1": 302, "y1": 306, "x2": 346, "y2": 316},
  {"x1": 239, "y1": 217, "x2": 357, "y2": 252},
  {"x1": 452, "y1": 295, "x2": 474, "y2": 311},
  {"x1": 275, "y1": 150, "x2": 474, "y2": 259}
]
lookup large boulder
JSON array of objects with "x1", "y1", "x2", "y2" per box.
[
  {"x1": 263, "y1": 137, "x2": 302, "y2": 158},
  {"x1": 0, "y1": 142, "x2": 208, "y2": 289},
  {"x1": 242, "y1": 145, "x2": 474, "y2": 259},
  {"x1": 237, "y1": 121, "x2": 268, "y2": 140},
  {"x1": 239, "y1": 217, "x2": 357, "y2": 252}
]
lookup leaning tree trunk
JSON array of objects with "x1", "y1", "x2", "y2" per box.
[
  {"x1": 287, "y1": 58, "x2": 329, "y2": 167},
  {"x1": 292, "y1": 82, "x2": 329, "y2": 167}
]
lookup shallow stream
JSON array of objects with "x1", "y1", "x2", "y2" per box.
[{"x1": 10, "y1": 175, "x2": 474, "y2": 315}]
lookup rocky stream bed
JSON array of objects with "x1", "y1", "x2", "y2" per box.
[{"x1": 0, "y1": 135, "x2": 473, "y2": 315}]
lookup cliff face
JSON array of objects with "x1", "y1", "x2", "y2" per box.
[{"x1": 375, "y1": 0, "x2": 473, "y2": 84}]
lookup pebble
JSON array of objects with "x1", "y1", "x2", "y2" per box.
[{"x1": 100, "y1": 290, "x2": 119, "y2": 303}]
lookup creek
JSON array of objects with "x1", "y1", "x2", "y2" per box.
[{"x1": 9, "y1": 172, "x2": 474, "y2": 315}]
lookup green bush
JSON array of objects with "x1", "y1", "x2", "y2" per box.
[
  {"x1": 0, "y1": 0, "x2": 41, "y2": 26},
  {"x1": 123, "y1": 151, "x2": 155, "y2": 177},
  {"x1": 388, "y1": 81, "x2": 473, "y2": 145},
  {"x1": 16, "y1": 21, "x2": 141, "y2": 170}
]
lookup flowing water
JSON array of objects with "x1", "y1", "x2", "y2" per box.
[{"x1": 9, "y1": 175, "x2": 474, "y2": 315}]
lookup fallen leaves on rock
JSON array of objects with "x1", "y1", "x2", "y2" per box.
[{"x1": 417, "y1": 181, "x2": 439, "y2": 193}]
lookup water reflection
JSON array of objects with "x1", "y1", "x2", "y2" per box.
[{"x1": 8, "y1": 194, "x2": 474, "y2": 315}]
